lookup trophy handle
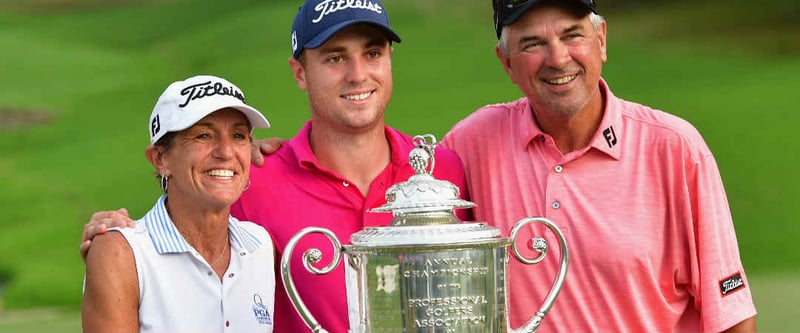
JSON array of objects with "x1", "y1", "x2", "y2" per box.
[
  {"x1": 508, "y1": 217, "x2": 569, "y2": 333},
  {"x1": 280, "y1": 227, "x2": 343, "y2": 333}
]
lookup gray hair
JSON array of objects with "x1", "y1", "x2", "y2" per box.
[{"x1": 498, "y1": 12, "x2": 604, "y2": 56}]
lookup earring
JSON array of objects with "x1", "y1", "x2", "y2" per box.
[
  {"x1": 160, "y1": 175, "x2": 169, "y2": 192},
  {"x1": 243, "y1": 179, "x2": 251, "y2": 191}
]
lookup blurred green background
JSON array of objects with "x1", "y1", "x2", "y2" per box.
[{"x1": 0, "y1": 0, "x2": 798, "y2": 331}]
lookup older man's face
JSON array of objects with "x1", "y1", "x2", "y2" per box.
[{"x1": 498, "y1": 4, "x2": 607, "y2": 117}]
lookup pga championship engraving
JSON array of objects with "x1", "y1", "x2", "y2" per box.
[
  {"x1": 402, "y1": 250, "x2": 496, "y2": 331},
  {"x1": 280, "y1": 134, "x2": 569, "y2": 333}
]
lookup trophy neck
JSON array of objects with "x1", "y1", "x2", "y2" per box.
[{"x1": 390, "y1": 211, "x2": 460, "y2": 226}]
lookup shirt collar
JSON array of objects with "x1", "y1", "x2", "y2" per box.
[
  {"x1": 288, "y1": 121, "x2": 316, "y2": 169},
  {"x1": 520, "y1": 78, "x2": 622, "y2": 160},
  {"x1": 287, "y1": 120, "x2": 409, "y2": 171},
  {"x1": 143, "y1": 195, "x2": 262, "y2": 255},
  {"x1": 384, "y1": 126, "x2": 414, "y2": 167},
  {"x1": 587, "y1": 79, "x2": 622, "y2": 160}
]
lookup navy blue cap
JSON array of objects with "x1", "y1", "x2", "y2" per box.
[
  {"x1": 291, "y1": 0, "x2": 402, "y2": 59},
  {"x1": 493, "y1": 0, "x2": 598, "y2": 39}
]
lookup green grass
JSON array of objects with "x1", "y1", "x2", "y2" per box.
[
  {"x1": 0, "y1": 0, "x2": 798, "y2": 331},
  {"x1": 0, "y1": 307, "x2": 82, "y2": 333}
]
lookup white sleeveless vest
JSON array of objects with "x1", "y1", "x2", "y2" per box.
[{"x1": 113, "y1": 195, "x2": 275, "y2": 333}]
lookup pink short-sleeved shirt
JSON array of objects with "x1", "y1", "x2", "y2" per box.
[
  {"x1": 441, "y1": 79, "x2": 756, "y2": 333},
  {"x1": 231, "y1": 121, "x2": 471, "y2": 333}
]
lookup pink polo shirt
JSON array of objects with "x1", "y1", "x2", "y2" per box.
[
  {"x1": 231, "y1": 121, "x2": 471, "y2": 333},
  {"x1": 441, "y1": 79, "x2": 756, "y2": 333}
]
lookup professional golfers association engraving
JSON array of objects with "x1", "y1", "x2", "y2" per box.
[{"x1": 281, "y1": 134, "x2": 569, "y2": 333}]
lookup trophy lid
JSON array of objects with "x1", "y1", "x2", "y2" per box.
[
  {"x1": 355, "y1": 134, "x2": 500, "y2": 247},
  {"x1": 370, "y1": 134, "x2": 475, "y2": 216}
]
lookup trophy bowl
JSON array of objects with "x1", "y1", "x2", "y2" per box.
[{"x1": 281, "y1": 135, "x2": 568, "y2": 333}]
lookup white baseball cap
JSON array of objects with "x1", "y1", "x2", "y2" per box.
[{"x1": 148, "y1": 75, "x2": 270, "y2": 145}]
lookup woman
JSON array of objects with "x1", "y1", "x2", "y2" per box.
[{"x1": 82, "y1": 75, "x2": 274, "y2": 333}]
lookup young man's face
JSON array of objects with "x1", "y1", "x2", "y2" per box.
[{"x1": 291, "y1": 24, "x2": 394, "y2": 133}]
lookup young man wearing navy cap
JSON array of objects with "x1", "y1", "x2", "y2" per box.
[
  {"x1": 80, "y1": 0, "x2": 470, "y2": 332},
  {"x1": 232, "y1": 1, "x2": 469, "y2": 331},
  {"x1": 441, "y1": 0, "x2": 757, "y2": 331}
]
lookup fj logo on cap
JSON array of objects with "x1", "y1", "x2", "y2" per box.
[
  {"x1": 178, "y1": 81, "x2": 245, "y2": 108},
  {"x1": 312, "y1": 0, "x2": 384, "y2": 23},
  {"x1": 719, "y1": 272, "x2": 745, "y2": 296},
  {"x1": 150, "y1": 115, "x2": 161, "y2": 137}
]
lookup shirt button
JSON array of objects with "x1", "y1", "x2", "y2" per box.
[
  {"x1": 554, "y1": 165, "x2": 563, "y2": 173},
  {"x1": 228, "y1": 273, "x2": 235, "y2": 278},
  {"x1": 552, "y1": 201, "x2": 561, "y2": 210},
  {"x1": 240, "y1": 252, "x2": 246, "y2": 256},
  {"x1": 207, "y1": 271, "x2": 212, "y2": 276},
  {"x1": 342, "y1": 182, "x2": 350, "y2": 187},
  {"x1": 225, "y1": 320, "x2": 230, "y2": 327}
]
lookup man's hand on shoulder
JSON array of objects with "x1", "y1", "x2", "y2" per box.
[
  {"x1": 251, "y1": 137, "x2": 286, "y2": 167},
  {"x1": 80, "y1": 208, "x2": 134, "y2": 262}
]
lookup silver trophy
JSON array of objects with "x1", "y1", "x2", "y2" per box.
[{"x1": 281, "y1": 134, "x2": 568, "y2": 333}]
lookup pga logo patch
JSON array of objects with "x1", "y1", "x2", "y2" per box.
[
  {"x1": 719, "y1": 272, "x2": 745, "y2": 296},
  {"x1": 251, "y1": 293, "x2": 272, "y2": 325}
]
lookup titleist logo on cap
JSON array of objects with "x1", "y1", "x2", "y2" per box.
[
  {"x1": 312, "y1": 0, "x2": 384, "y2": 23},
  {"x1": 179, "y1": 81, "x2": 245, "y2": 108}
]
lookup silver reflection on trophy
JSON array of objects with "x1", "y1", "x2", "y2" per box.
[{"x1": 281, "y1": 134, "x2": 569, "y2": 333}]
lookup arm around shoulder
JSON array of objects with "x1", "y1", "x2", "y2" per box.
[{"x1": 82, "y1": 231, "x2": 139, "y2": 333}]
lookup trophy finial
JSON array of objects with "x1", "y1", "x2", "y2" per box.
[
  {"x1": 370, "y1": 134, "x2": 474, "y2": 218},
  {"x1": 410, "y1": 134, "x2": 436, "y2": 175}
]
